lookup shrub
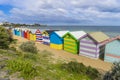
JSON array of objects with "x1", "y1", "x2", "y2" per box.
[
  {"x1": 0, "y1": 27, "x2": 11, "y2": 49},
  {"x1": 19, "y1": 41, "x2": 38, "y2": 53},
  {"x1": 103, "y1": 62, "x2": 120, "y2": 80},
  {"x1": 7, "y1": 59, "x2": 40, "y2": 79},
  {"x1": 61, "y1": 61, "x2": 100, "y2": 79}
]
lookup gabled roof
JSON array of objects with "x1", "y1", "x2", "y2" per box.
[
  {"x1": 102, "y1": 36, "x2": 120, "y2": 45},
  {"x1": 35, "y1": 29, "x2": 42, "y2": 34},
  {"x1": 43, "y1": 30, "x2": 59, "y2": 35},
  {"x1": 89, "y1": 32, "x2": 110, "y2": 43},
  {"x1": 55, "y1": 31, "x2": 69, "y2": 37},
  {"x1": 69, "y1": 31, "x2": 86, "y2": 40},
  {"x1": 30, "y1": 29, "x2": 36, "y2": 34}
]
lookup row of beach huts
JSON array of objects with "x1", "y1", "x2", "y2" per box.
[{"x1": 11, "y1": 28, "x2": 120, "y2": 63}]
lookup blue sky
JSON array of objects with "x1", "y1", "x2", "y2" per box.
[{"x1": 0, "y1": 0, "x2": 120, "y2": 25}]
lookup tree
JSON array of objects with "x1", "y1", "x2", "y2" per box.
[{"x1": 0, "y1": 27, "x2": 11, "y2": 49}]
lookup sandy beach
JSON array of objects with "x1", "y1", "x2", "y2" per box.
[{"x1": 13, "y1": 35, "x2": 113, "y2": 71}]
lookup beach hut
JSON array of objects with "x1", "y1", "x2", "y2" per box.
[
  {"x1": 26, "y1": 30, "x2": 30, "y2": 40},
  {"x1": 24, "y1": 30, "x2": 27, "y2": 38},
  {"x1": 42, "y1": 30, "x2": 58, "y2": 45},
  {"x1": 50, "y1": 31, "x2": 69, "y2": 49},
  {"x1": 12, "y1": 28, "x2": 15, "y2": 35},
  {"x1": 16, "y1": 28, "x2": 20, "y2": 36},
  {"x1": 35, "y1": 29, "x2": 42, "y2": 42},
  {"x1": 30, "y1": 29, "x2": 36, "y2": 41},
  {"x1": 21, "y1": 28, "x2": 24, "y2": 37},
  {"x1": 63, "y1": 31, "x2": 86, "y2": 54},
  {"x1": 79, "y1": 32, "x2": 109, "y2": 59},
  {"x1": 14, "y1": 28, "x2": 17, "y2": 35},
  {"x1": 104, "y1": 36, "x2": 120, "y2": 62}
]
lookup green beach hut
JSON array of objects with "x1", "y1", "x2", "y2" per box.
[{"x1": 63, "y1": 31, "x2": 86, "y2": 54}]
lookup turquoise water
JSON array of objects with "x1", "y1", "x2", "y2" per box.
[{"x1": 29, "y1": 25, "x2": 120, "y2": 37}]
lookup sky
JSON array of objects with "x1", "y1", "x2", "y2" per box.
[{"x1": 0, "y1": 0, "x2": 120, "y2": 25}]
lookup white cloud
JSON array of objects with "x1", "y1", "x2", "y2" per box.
[{"x1": 0, "y1": 0, "x2": 120, "y2": 24}]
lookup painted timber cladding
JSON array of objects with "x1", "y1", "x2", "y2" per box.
[
  {"x1": 50, "y1": 31, "x2": 68, "y2": 49},
  {"x1": 50, "y1": 32, "x2": 63, "y2": 49},
  {"x1": 79, "y1": 32, "x2": 109, "y2": 59},
  {"x1": 35, "y1": 29, "x2": 42, "y2": 42},
  {"x1": 80, "y1": 36, "x2": 99, "y2": 58},
  {"x1": 64, "y1": 35, "x2": 79, "y2": 54},
  {"x1": 42, "y1": 30, "x2": 57, "y2": 45},
  {"x1": 50, "y1": 32, "x2": 63, "y2": 44},
  {"x1": 105, "y1": 40, "x2": 120, "y2": 62},
  {"x1": 63, "y1": 31, "x2": 86, "y2": 54}
]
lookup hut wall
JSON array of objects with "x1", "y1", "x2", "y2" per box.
[
  {"x1": 50, "y1": 33, "x2": 63, "y2": 44},
  {"x1": 50, "y1": 43, "x2": 63, "y2": 49},
  {"x1": 50, "y1": 32, "x2": 63, "y2": 49},
  {"x1": 30, "y1": 33, "x2": 33, "y2": 41},
  {"x1": 33, "y1": 34, "x2": 36, "y2": 41},
  {"x1": 104, "y1": 40, "x2": 120, "y2": 62},
  {"x1": 63, "y1": 34, "x2": 78, "y2": 54},
  {"x1": 42, "y1": 34, "x2": 50, "y2": 45},
  {"x1": 79, "y1": 36, "x2": 99, "y2": 58},
  {"x1": 36, "y1": 29, "x2": 42, "y2": 42}
]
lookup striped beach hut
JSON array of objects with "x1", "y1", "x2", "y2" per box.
[
  {"x1": 79, "y1": 32, "x2": 109, "y2": 59},
  {"x1": 42, "y1": 30, "x2": 58, "y2": 45},
  {"x1": 30, "y1": 29, "x2": 36, "y2": 41},
  {"x1": 35, "y1": 29, "x2": 42, "y2": 42},
  {"x1": 50, "y1": 31, "x2": 69, "y2": 49},
  {"x1": 63, "y1": 31, "x2": 86, "y2": 54},
  {"x1": 104, "y1": 36, "x2": 120, "y2": 62}
]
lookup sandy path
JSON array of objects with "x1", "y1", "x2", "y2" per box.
[{"x1": 13, "y1": 35, "x2": 112, "y2": 71}]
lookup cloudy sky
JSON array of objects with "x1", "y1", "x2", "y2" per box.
[{"x1": 0, "y1": 0, "x2": 120, "y2": 25}]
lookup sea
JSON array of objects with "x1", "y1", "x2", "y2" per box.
[{"x1": 28, "y1": 25, "x2": 120, "y2": 37}]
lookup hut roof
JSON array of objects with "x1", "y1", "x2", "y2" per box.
[
  {"x1": 89, "y1": 32, "x2": 110, "y2": 43},
  {"x1": 102, "y1": 36, "x2": 120, "y2": 45},
  {"x1": 30, "y1": 29, "x2": 36, "y2": 34},
  {"x1": 55, "y1": 31, "x2": 69, "y2": 37},
  {"x1": 69, "y1": 31, "x2": 86, "y2": 40},
  {"x1": 43, "y1": 30, "x2": 59, "y2": 35}
]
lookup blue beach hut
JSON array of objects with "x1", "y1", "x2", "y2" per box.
[
  {"x1": 104, "y1": 36, "x2": 120, "y2": 63},
  {"x1": 14, "y1": 28, "x2": 17, "y2": 35},
  {"x1": 42, "y1": 30, "x2": 59, "y2": 45},
  {"x1": 50, "y1": 31, "x2": 69, "y2": 49}
]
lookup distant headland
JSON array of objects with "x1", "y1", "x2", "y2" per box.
[{"x1": 0, "y1": 22, "x2": 47, "y2": 27}]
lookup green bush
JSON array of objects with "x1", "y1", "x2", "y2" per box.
[
  {"x1": 0, "y1": 27, "x2": 11, "y2": 49},
  {"x1": 103, "y1": 62, "x2": 120, "y2": 80},
  {"x1": 61, "y1": 61, "x2": 100, "y2": 79},
  {"x1": 19, "y1": 41, "x2": 38, "y2": 53},
  {"x1": 7, "y1": 59, "x2": 40, "y2": 79}
]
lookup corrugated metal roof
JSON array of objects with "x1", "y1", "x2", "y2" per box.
[
  {"x1": 70, "y1": 31, "x2": 87, "y2": 40},
  {"x1": 55, "y1": 31, "x2": 69, "y2": 37},
  {"x1": 89, "y1": 32, "x2": 110, "y2": 43}
]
